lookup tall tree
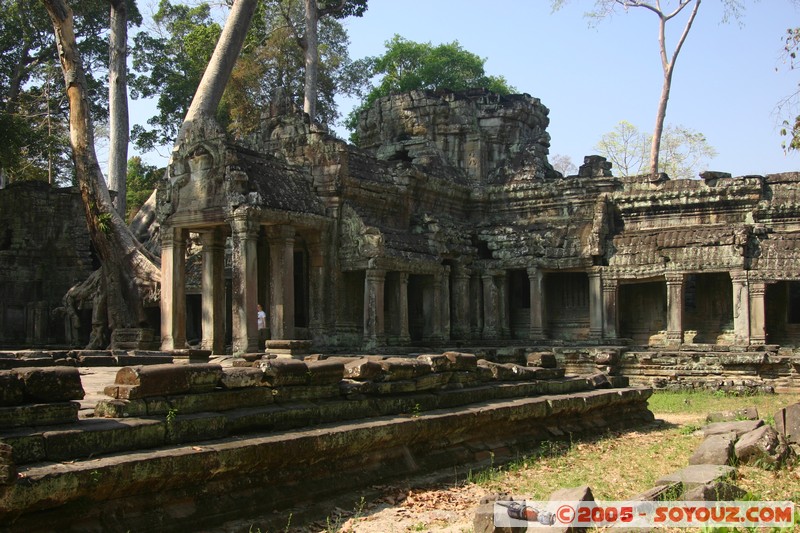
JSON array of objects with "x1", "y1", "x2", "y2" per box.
[
  {"x1": 780, "y1": 26, "x2": 800, "y2": 151},
  {"x1": 595, "y1": 120, "x2": 717, "y2": 179},
  {"x1": 293, "y1": 0, "x2": 367, "y2": 120},
  {"x1": 41, "y1": 0, "x2": 160, "y2": 344},
  {"x1": 553, "y1": 0, "x2": 743, "y2": 180},
  {"x1": 107, "y1": 0, "x2": 128, "y2": 215}
]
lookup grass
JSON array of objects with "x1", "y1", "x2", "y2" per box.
[{"x1": 464, "y1": 390, "x2": 800, "y2": 504}]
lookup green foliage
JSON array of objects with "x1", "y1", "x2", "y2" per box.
[
  {"x1": 595, "y1": 120, "x2": 717, "y2": 179},
  {"x1": 345, "y1": 35, "x2": 515, "y2": 139},
  {"x1": 780, "y1": 27, "x2": 800, "y2": 152},
  {"x1": 0, "y1": 0, "x2": 139, "y2": 185},
  {"x1": 125, "y1": 156, "x2": 162, "y2": 221},
  {"x1": 131, "y1": 0, "x2": 367, "y2": 149}
]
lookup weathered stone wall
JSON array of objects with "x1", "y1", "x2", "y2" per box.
[{"x1": 0, "y1": 182, "x2": 94, "y2": 347}]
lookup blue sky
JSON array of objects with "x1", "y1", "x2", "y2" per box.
[{"x1": 129, "y1": 0, "x2": 800, "y2": 176}]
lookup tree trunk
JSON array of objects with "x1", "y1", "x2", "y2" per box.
[
  {"x1": 108, "y1": 0, "x2": 128, "y2": 217},
  {"x1": 303, "y1": 0, "x2": 319, "y2": 120},
  {"x1": 41, "y1": 0, "x2": 160, "y2": 342}
]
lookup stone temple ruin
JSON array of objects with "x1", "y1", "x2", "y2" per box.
[{"x1": 1, "y1": 89, "x2": 800, "y2": 529}]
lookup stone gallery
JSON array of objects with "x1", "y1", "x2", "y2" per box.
[{"x1": 156, "y1": 88, "x2": 800, "y2": 355}]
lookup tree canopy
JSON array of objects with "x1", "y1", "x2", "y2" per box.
[
  {"x1": 0, "y1": 0, "x2": 141, "y2": 185},
  {"x1": 595, "y1": 120, "x2": 717, "y2": 179},
  {"x1": 345, "y1": 35, "x2": 515, "y2": 137}
]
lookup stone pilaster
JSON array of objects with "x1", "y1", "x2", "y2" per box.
[
  {"x1": 601, "y1": 276, "x2": 618, "y2": 340},
  {"x1": 451, "y1": 265, "x2": 471, "y2": 340},
  {"x1": 527, "y1": 267, "x2": 545, "y2": 340},
  {"x1": 749, "y1": 281, "x2": 766, "y2": 345},
  {"x1": 470, "y1": 272, "x2": 483, "y2": 338},
  {"x1": 441, "y1": 266, "x2": 451, "y2": 341},
  {"x1": 307, "y1": 236, "x2": 325, "y2": 340},
  {"x1": 268, "y1": 225, "x2": 295, "y2": 340},
  {"x1": 230, "y1": 216, "x2": 259, "y2": 354},
  {"x1": 588, "y1": 269, "x2": 603, "y2": 339},
  {"x1": 430, "y1": 271, "x2": 443, "y2": 342},
  {"x1": 160, "y1": 227, "x2": 187, "y2": 350},
  {"x1": 200, "y1": 228, "x2": 225, "y2": 354},
  {"x1": 497, "y1": 271, "x2": 509, "y2": 338},
  {"x1": 665, "y1": 272, "x2": 685, "y2": 346},
  {"x1": 482, "y1": 272, "x2": 498, "y2": 340},
  {"x1": 730, "y1": 270, "x2": 750, "y2": 345},
  {"x1": 363, "y1": 268, "x2": 386, "y2": 349},
  {"x1": 398, "y1": 272, "x2": 411, "y2": 344}
]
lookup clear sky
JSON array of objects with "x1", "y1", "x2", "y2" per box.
[
  {"x1": 330, "y1": 0, "x2": 800, "y2": 176},
  {"x1": 128, "y1": 0, "x2": 800, "y2": 177}
]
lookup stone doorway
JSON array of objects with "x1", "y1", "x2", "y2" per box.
[
  {"x1": 683, "y1": 273, "x2": 733, "y2": 344},
  {"x1": 766, "y1": 281, "x2": 800, "y2": 344},
  {"x1": 618, "y1": 281, "x2": 667, "y2": 344},
  {"x1": 544, "y1": 272, "x2": 589, "y2": 340},
  {"x1": 508, "y1": 269, "x2": 530, "y2": 339}
]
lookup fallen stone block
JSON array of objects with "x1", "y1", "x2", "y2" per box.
[
  {"x1": 703, "y1": 419, "x2": 763, "y2": 438},
  {"x1": 113, "y1": 363, "x2": 223, "y2": 397},
  {"x1": 259, "y1": 358, "x2": 309, "y2": 386},
  {"x1": 478, "y1": 361, "x2": 534, "y2": 381},
  {"x1": 16, "y1": 367, "x2": 84, "y2": 402},
  {"x1": 220, "y1": 367, "x2": 265, "y2": 389},
  {"x1": 379, "y1": 358, "x2": 431, "y2": 381},
  {"x1": 443, "y1": 351, "x2": 478, "y2": 371},
  {"x1": 734, "y1": 424, "x2": 787, "y2": 466},
  {"x1": 688, "y1": 432, "x2": 736, "y2": 465},
  {"x1": 683, "y1": 481, "x2": 747, "y2": 502},
  {"x1": 774, "y1": 402, "x2": 800, "y2": 444},
  {"x1": 655, "y1": 464, "x2": 736, "y2": 492},
  {"x1": 0, "y1": 402, "x2": 80, "y2": 428},
  {"x1": 305, "y1": 360, "x2": 344, "y2": 385},
  {"x1": 343, "y1": 358, "x2": 383, "y2": 381},
  {"x1": 705, "y1": 406, "x2": 759, "y2": 423},
  {"x1": 585, "y1": 372, "x2": 612, "y2": 389},
  {"x1": 413, "y1": 372, "x2": 451, "y2": 391},
  {"x1": 593, "y1": 350, "x2": 619, "y2": 365},
  {"x1": 548, "y1": 485, "x2": 595, "y2": 532},
  {"x1": 417, "y1": 353, "x2": 452, "y2": 373},
  {"x1": 526, "y1": 351, "x2": 557, "y2": 368},
  {"x1": 632, "y1": 482, "x2": 682, "y2": 501},
  {"x1": 0, "y1": 443, "x2": 16, "y2": 485}
]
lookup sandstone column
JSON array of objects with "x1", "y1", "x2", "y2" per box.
[
  {"x1": 307, "y1": 235, "x2": 325, "y2": 341},
  {"x1": 470, "y1": 272, "x2": 483, "y2": 339},
  {"x1": 588, "y1": 269, "x2": 603, "y2": 339},
  {"x1": 200, "y1": 228, "x2": 225, "y2": 354},
  {"x1": 602, "y1": 277, "x2": 618, "y2": 340},
  {"x1": 731, "y1": 270, "x2": 750, "y2": 345},
  {"x1": 230, "y1": 215, "x2": 259, "y2": 354},
  {"x1": 160, "y1": 226, "x2": 187, "y2": 350},
  {"x1": 363, "y1": 268, "x2": 386, "y2": 349},
  {"x1": 451, "y1": 265, "x2": 471, "y2": 339},
  {"x1": 441, "y1": 266, "x2": 451, "y2": 341},
  {"x1": 482, "y1": 272, "x2": 498, "y2": 340},
  {"x1": 497, "y1": 271, "x2": 509, "y2": 338},
  {"x1": 665, "y1": 272, "x2": 685, "y2": 346},
  {"x1": 430, "y1": 271, "x2": 443, "y2": 342},
  {"x1": 527, "y1": 266, "x2": 545, "y2": 340},
  {"x1": 398, "y1": 272, "x2": 411, "y2": 344},
  {"x1": 268, "y1": 225, "x2": 296, "y2": 340},
  {"x1": 749, "y1": 281, "x2": 767, "y2": 345}
]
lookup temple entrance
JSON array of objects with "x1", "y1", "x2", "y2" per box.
[
  {"x1": 508, "y1": 269, "x2": 530, "y2": 339},
  {"x1": 683, "y1": 273, "x2": 733, "y2": 343},
  {"x1": 408, "y1": 274, "x2": 431, "y2": 342},
  {"x1": 544, "y1": 272, "x2": 589, "y2": 340},
  {"x1": 766, "y1": 281, "x2": 800, "y2": 344},
  {"x1": 618, "y1": 281, "x2": 667, "y2": 344}
]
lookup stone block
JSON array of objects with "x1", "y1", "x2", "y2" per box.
[
  {"x1": 655, "y1": 465, "x2": 736, "y2": 491},
  {"x1": 77, "y1": 355, "x2": 117, "y2": 366},
  {"x1": 0, "y1": 371, "x2": 24, "y2": 406},
  {"x1": 417, "y1": 353, "x2": 452, "y2": 373},
  {"x1": 1, "y1": 433, "x2": 46, "y2": 464},
  {"x1": 526, "y1": 352, "x2": 557, "y2": 368},
  {"x1": 42, "y1": 418, "x2": 165, "y2": 461},
  {"x1": 16, "y1": 367, "x2": 84, "y2": 402},
  {"x1": 548, "y1": 485, "x2": 595, "y2": 532},
  {"x1": 705, "y1": 406, "x2": 759, "y2": 423},
  {"x1": 774, "y1": 402, "x2": 800, "y2": 444},
  {"x1": 703, "y1": 419, "x2": 763, "y2": 438},
  {"x1": 0, "y1": 443, "x2": 16, "y2": 485},
  {"x1": 379, "y1": 358, "x2": 432, "y2": 381},
  {"x1": 259, "y1": 358, "x2": 309, "y2": 386},
  {"x1": 165, "y1": 412, "x2": 227, "y2": 445},
  {"x1": 220, "y1": 367, "x2": 265, "y2": 389},
  {"x1": 683, "y1": 481, "x2": 747, "y2": 502},
  {"x1": 688, "y1": 432, "x2": 736, "y2": 465},
  {"x1": 413, "y1": 372, "x2": 452, "y2": 391},
  {"x1": 632, "y1": 482, "x2": 682, "y2": 501},
  {"x1": 734, "y1": 424, "x2": 787, "y2": 466},
  {"x1": 305, "y1": 360, "x2": 344, "y2": 385},
  {"x1": 114, "y1": 363, "x2": 223, "y2": 397},
  {"x1": 343, "y1": 358, "x2": 383, "y2": 381},
  {"x1": 443, "y1": 351, "x2": 478, "y2": 371},
  {"x1": 593, "y1": 350, "x2": 619, "y2": 365},
  {"x1": 94, "y1": 398, "x2": 148, "y2": 418},
  {"x1": 271, "y1": 384, "x2": 340, "y2": 402},
  {"x1": 0, "y1": 402, "x2": 79, "y2": 428},
  {"x1": 585, "y1": 372, "x2": 611, "y2": 389}
]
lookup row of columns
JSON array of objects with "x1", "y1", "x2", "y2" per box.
[{"x1": 160, "y1": 220, "x2": 303, "y2": 355}]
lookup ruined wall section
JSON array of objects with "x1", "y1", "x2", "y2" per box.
[
  {"x1": 751, "y1": 172, "x2": 800, "y2": 279},
  {"x1": 0, "y1": 182, "x2": 95, "y2": 346}
]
